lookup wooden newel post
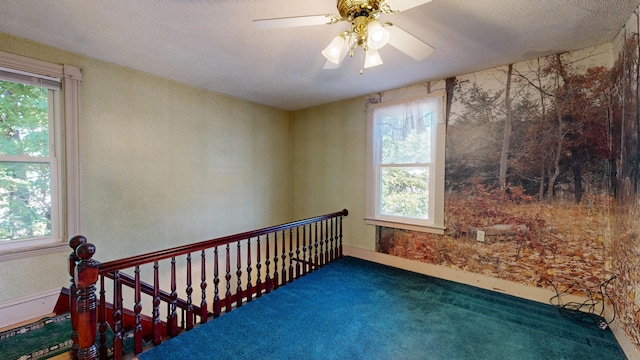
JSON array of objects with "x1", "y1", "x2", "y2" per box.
[
  {"x1": 69, "y1": 235, "x2": 87, "y2": 359},
  {"x1": 75, "y1": 242, "x2": 99, "y2": 360}
]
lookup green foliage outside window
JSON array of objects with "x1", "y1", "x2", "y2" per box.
[
  {"x1": 379, "y1": 113, "x2": 431, "y2": 219},
  {"x1": 381, "y1": 166, "x2": 429, "y2": 218},
  {"x1": 0, "y1": 80, "x2": 52, "y2": 241}
]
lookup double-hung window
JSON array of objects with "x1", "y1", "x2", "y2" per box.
[
  {"x1": 0, "y1": 51, "x2": 81, "y2": 259},
  {"x1": 366, "y1": 92, "x2": 446, "y2": 234}
]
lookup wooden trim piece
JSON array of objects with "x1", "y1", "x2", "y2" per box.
[
  {"x1": 0, "y1": 241, "x2": 68, "y2": 262},
  {"x1": 0, "y1": 50, "x2": 64, "y2": 78},
  {"x1": 0, "y1": 288, "x2": 62, "y2": 328}
]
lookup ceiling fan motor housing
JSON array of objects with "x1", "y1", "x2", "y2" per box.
[{"x1": 337, "y1": 0, "x2": 382, "y2": 20}]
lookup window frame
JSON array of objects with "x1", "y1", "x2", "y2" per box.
[
  {"x1": 0, "y1": 51, "x2": 82, "y2": 260},
  {"x1": 365, "y1": 91, "x2": 446, "y2": 234}
]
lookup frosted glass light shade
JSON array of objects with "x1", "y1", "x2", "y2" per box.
[
  {"x1": 322, "y1": 36, "x2": 346, "y2": 64},
  {"x1": 364, "y1": 49, "x2": 383, "y2": 68},
  {"x1": 367, "y1": 20, "x2": 390, "y2": 50}
]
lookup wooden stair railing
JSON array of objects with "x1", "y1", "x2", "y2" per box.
[{"x1": 69, "y1": 209, "x2": 348, "y2": 360}]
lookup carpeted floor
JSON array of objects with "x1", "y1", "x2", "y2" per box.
[
  {"x1": 0, "y1": 313, "x2": 72, "y2": 360},
  {"x1": 138, "y1": 256, "x2": 626, "y2": 360}
]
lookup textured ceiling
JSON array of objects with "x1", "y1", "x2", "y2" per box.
[{"x1": 0, "y1": 0, "x2": 638, "y2": 110}]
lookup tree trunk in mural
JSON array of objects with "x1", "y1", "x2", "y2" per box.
[
  {"x1": 445, "y1": 77, "x2": 456, "y2": 125},
  {"x1": 548, "y1": 95, "x2": 563, "y2": 200},
  {"x1": 499, "y1": 64, "x2": 513, "y2": 194},
  {"x1": 535, "y1": 58, "x2": 549, "y2": 201},
  {"x1": 571, "y1": 147, "x2": 583, "y2": 203},
  {"x1": 548, "y1": 54, "x2": 568, "y2": 201},
  {"x1": 635, "y1": 11, "x2": 640, "y2": 194}
]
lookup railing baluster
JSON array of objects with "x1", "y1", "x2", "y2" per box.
[
  {"x1": 200, "y1": 250, "x2": 208, "y2": 324},
  {"x1": 186, "y1": 253, "x2": 194, "y2": 330},
  {"x1": 256, "y1": 236, "x2": 263, "y2": 298},
  {"x1": 314, "y1": 222, "x2": 319, "y2": 271},
  {"x1": 113, "y1": 271, "x2": 123, "y2": 359},
  {"x1": 302, "y1": 225, "x2": 308, "y2": 276},
  {"x1": 324, "y1": 219, "x2": 329, "y2": 266},
  {"x1": 289, "y1": 228, "x2": 294, "y2": 282},
  {"x1": 338, "y1": 216, "x2": 343, "y2": 257},
  {"x1": 295, "y1": 227, "x2": 301, "y2": 278},
  {"x1": 213, "y1": 246, "x2": 221, "y2": 318},
  {"x1": 281, "y1": 230, "x2": 287, "y2": 285},
  {"x1": 134, "y1": 265, "x2": 143, "y2": 354},
  {"x1": 153, "y1": 261, "x2": 161, "y2": 345},
  {"x1": 225, "y1": 243, "x2": 232, "y2": 313},
  {"x1": 265, "y1": 234, "x2": 271, "y2": 294},
  {"x1": 98, "y1": 276, "x2": 108, "y2": 359},
  {"x1": 168, "y1": 257, "x2": 178, "y2": 336},
  {"x1": 246, "y1": 238, "x2": 253, "y2": 302},
  {"x1": 236, "y1": 240, "x2": 243, "y2": 308},
  {"x1": 330, "y1": 217, "x2": 335, "y2": 262},
  {"x1": 273, "y1": 232, "x2": 279, "y2": 290}
]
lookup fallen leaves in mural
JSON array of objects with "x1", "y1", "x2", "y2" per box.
[
  {"x1": 379, "y1": 194, "x2": 613, "y2": 303},
  {"x1": 611, "y1": 210, "x2": 640, "y2": 348}
]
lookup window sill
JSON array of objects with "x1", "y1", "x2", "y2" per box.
[
  {"x1": 0, "y1": 241, "x2": 69, "y2": 262},
  {"x1": 364, "y1": 217, "x2": 445, "y2": 235}
]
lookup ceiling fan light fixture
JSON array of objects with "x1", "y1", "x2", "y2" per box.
[
  {"x1": 367, "y1": 19, "x2": 389, "y2": 50},
  {"x1": 254, "y1": 0, "x2": 434, "y2": 74},
  {"x1": 322, "y1": 35, "x2": 346, "y2": 64},
  {"x1": 364, "y1": 49, "x2": 383, "y2": 68}
]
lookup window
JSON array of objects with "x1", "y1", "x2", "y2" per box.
[
  {"x1": 366, "y1": 92, "x2": 446, "y2": 234},
  {"x1": 0, "y1": 51, "x2": 81, "y2": 259}
]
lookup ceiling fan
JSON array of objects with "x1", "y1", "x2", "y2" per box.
[{"x1": 253, "y1": 0, "x2": 434, "y2": 74}]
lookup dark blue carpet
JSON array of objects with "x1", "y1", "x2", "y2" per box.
[{"x1": 139, "y1": 257, "x2": 626, "y2": 360}]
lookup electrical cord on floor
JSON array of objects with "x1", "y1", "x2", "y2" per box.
[{"x1": 544, "y1": 275, "x2": 617, "y2": 330}]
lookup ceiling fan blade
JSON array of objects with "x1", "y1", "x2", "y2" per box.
[
  {"x1": 384, "y1": 0, "x2": 432, "y2": 13},
  {"x1": 253, "y1": 15, "x2": 340, "y2": 29},
  {"x1": 386, "y1": 24, "x2": 434, "y2": 60}
]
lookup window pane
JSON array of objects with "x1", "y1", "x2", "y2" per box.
[
  {"x1": 380, "y1": 166, "x2": 429, "y2": 219},
  {"x1": 0, "y1": 161, "x2": 52, "y2": 241},
  {"x1": 380, "y1": 112, "x2": 431, "y2": 164},
  {"x1": 0, "y1": 80, "x2": 50, "y2": 157}
]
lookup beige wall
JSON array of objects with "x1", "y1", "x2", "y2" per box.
[
  {"x1": 0, "y1": 33, "x2": 292, "y2": 302},
  {"x1": 291, "y1": 97, "x2": 375, "y2": 250}
]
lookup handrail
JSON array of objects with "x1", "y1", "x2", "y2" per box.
[
  {"x1": 98, "y1": 209, "x2": 348, "y2": 274},
  {"x1": 70, "y1": 209, "x2": 348, "y2": 360}
]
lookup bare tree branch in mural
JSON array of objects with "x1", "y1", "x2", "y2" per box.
[
  {"x1": 513, "y1": 55, "x2": 567, "y2": 201},
  {"x1": 512, "y1": 60, "x2": 557, "y2": 201},
  {"x1": 509, "y1": 51, "x2": 611, "y2": 203},
  {"x1": 447, "y1": 82, "x2": 504, "y2": 188}
]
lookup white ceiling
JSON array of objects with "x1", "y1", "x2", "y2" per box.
[{"x1": 0, "y1": 0, "x2": 638, "y2": 111}]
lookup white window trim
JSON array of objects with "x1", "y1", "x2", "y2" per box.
[
  {"x1": 0, "y1": 51, "x2": 82, "y2": 261},
  {"x1": 365, "y1": 91, "x2": 446, "y2": 234}
]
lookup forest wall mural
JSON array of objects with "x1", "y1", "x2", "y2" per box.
[{"x1": 372, "y1": 7, "x2": 640, "y2": 351}]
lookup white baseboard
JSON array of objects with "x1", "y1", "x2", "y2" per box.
[
  {"x1": 0, "y1": 288, "x2": 62, "y2": 328},
  {"x1": 343, "y1": 246, "x2": 639, "y2": 360},
  {"x1": 609, "y1": 319, "x2": 640, "y2": 360}
]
